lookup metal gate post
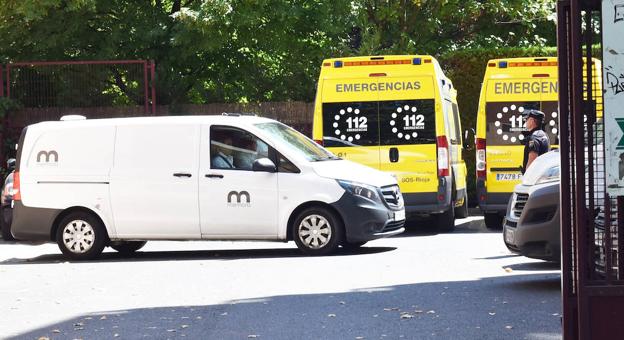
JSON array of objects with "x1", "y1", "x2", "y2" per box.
[{"x1": 557, "y1": 1, "x2": 577, "y2": 338}]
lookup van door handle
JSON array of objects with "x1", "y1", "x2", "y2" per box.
[
  {"x1": 173, "y1": 173, "x2": 192, "y2": 178},
  {"x1": 389, "y1": 148, "x2": 399, "y2": 163},
  {"x1": 205, "y1": 174, "x2": 224, "y2": 179}
]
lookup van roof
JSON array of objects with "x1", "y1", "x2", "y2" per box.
[
  {"x1": 28, "y1": 115, "x2": 277, "y2": 129},
  {"x1": 319, "y1": 55, "x2": 451, "y2": 86}
]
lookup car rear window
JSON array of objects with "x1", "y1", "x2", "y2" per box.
[{"x1": 485, "y1": 101, "x2": 559, "y2": 146}]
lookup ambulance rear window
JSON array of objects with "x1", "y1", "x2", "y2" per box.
[
  {"x1": 485, "y1": 101, "x2": 559, "y2": 145},
  {"x1": 379, "y1": 99, "x2": 436, "y2": 145},
  {"x1": 322, "y1": 102, "x2": 379, "y2": 147}
]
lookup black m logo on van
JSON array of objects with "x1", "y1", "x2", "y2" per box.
[
  {"x1": 227, "y1": 191, "x2": 251, "y2": 207},
  {"x1": 37, "y1": 150, "x2": 59, "y2": 163}
]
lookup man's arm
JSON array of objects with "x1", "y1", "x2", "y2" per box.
[{"x1": 525, "y1": 151, "x2": 539, "y2": 171}]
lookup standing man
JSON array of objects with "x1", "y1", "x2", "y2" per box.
[{"x1": 521, "y1": 109, "x2": 550, "y2": 174}]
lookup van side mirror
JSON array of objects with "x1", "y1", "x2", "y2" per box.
[
  {"x1": 463, "y1": 128, "x2": 476, "y2": 151},
  {"x1": 252, "y1": 158, "x2": 277, "y2": 173},
  {"x1": 7, "y1": 158, "x2": 15, "y2": 172}
]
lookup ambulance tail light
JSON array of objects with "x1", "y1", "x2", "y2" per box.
[
  {"x1": 476, "y1": 138, "x2": 487, "y2": 179},
  {"x1": 13, "y1": 171, "x2": 21, "y2": 201},
  {"x1": 314, "y1": 139, "x2": 324, "y2": 146},
  {"x1": 437, "y1": 136, "x2": 450, "y2": 177}
]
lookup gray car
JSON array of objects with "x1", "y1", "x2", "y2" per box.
[{"x1": 503, "y1": 150, "x2": 561, "y2": 262}]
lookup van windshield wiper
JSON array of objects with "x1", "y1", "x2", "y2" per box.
[{"x1": 311, "y1": 155, "x2": 341, "y2": 161}]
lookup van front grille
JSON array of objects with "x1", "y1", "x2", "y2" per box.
[
  {"x1": 381, "y1": 185, "x2": 403, "y2": 208},
  {"x1": 513, "y1": 193, "x2": 529, "y2": 218}
]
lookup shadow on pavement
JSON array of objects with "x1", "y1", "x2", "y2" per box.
[
  {"x1": 397, "y1": 214, "x2": 500, "y2": 238},
  {"x1": 0, "y1": 245, "x2": 397, "y2": 266},
  {"x1": 505, "y1": 261, "x2": 561, "y2": 272},
  {"x1": 7, "y1": 273, "x2": 562, "y2": 340}
]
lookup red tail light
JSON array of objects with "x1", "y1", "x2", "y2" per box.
[
  {"x1": 314, "y1": 139, "x2": 324, "y2": 146},
  {"x1": 437, "y1": 136, "x2": 449, "y2": 177},
  {"x1": 13, "y1": 171, "x2": 21, "y2": 201},
  {"x1": 476, "y1": 138, "x2": 486, "y2": 179}
]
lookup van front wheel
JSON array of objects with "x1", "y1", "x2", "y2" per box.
[
  {"x1": 56, "y1": 212, "x2": 107, "y2": 261},
  {"x1": 293, "y1": 207, "x2": 343, "y2": 256}
]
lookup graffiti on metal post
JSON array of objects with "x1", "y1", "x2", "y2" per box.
[
  {"x1": 615, "y1": 4, "x2": 624, "y2": 23},
  {"x1": 606, "y1": 66, "x2": 624, "y2": 95}
]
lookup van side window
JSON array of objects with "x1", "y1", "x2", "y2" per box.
[
  {"x1": 210, "y1": 126, "x2": 269, "y2": 171},
  {"x1": 278, "y1": 154, "x2": 300, "y2": 173},
  {"x1": 450, "y1": 103, "x2": 462, "y2": 145}
]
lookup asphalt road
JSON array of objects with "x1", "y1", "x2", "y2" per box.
[{"x1": 0, "y1": 216, "x2": 561, "y2": 340}]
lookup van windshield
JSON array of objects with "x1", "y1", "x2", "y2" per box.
[{"x1": 254, "y1": 122, "x2": 339, "y2": 162}]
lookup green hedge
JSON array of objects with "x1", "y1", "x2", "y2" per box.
[{"x1": 438, "y1": 46, "x2": 558, "y2": 207}]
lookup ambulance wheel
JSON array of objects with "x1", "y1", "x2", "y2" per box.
[
  {"x1": 435, "y1": 207, "x2": 455, "y2": 232},
  {"x1": 293, "y1": 207, "x2": 343, "y2": 256},
  {"x1": 455, "y1": 196, "x2": 469, "y2": 219},
  {"x1": 111, "y1": 241, "x2": 147, "y2": 255},
  {"x1": 0, "y1": 207, "x2": 15, "y2": 241},
  {"x1": 484, "y1": 213, "x2": 503, "y2": 230},
  {"x1": 56, "y1": 211, "x2": 108, "y2": 261}
]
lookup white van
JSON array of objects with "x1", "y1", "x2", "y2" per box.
[{"x1": 11, "y1": 115, "x2": 405, "y2": 260}]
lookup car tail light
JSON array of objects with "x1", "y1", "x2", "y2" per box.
[
  {"x1": 437, "y1": 136, "x2": 449, "y2": 177},
  {"x1": 476, "y1": 138, "x2": 486, "y2": 179},
  {"x1": 314, "y1": 139, "x2": 324, "y2": 146},
  {"x1": 13, "y1": 171, "x2": 21, "y2": 201}
]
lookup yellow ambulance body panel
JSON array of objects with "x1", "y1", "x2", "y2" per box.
[
  {"x1": 475, "y1": 57, "x2": 602, "y2": 228},
  {"x1": 313, "y1": 55, "x2": 467, "y2": 225}
]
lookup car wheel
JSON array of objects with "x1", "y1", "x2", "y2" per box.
[
  {"x1": 454, "y1": 196, "x2": 469, "y2": 219},
  {"x1": 341, "y1": 241, "x2": 367, "y2": 251},
  {"x1": 484, "y1": 213, "x2": 503, "y2": 230},
  {"x1": 435, "y1": 207, "x2": 455, "y2": 232},
  {"x1": 111, "y1": 241, "x2": 147, "y2": 255},
  {"x1": 56, "y1": 211, "x2": 108, "y2": 261},
  {"x1": 293, "y1": 207, "x2": 343, "y2": 256}
]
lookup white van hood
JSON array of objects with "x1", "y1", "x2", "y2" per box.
[{"x1": 311, "y1": 160, "x2": 397, "y2": 188}]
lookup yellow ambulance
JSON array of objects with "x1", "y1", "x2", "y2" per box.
[
  {"x1": 312, "y1": 55, "x2": 467, "y2": 231},
  {"x1": 475, "y1": 57, "x2": 602, "y2": 229}
]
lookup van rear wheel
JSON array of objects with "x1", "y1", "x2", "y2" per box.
[
  {"x1": 435, "y1": 207, "x2": 455, "y2": 232},
  {"x1": 56, "y1": 212, "x2": 107, "y2": 261},
  {"x1": 111, "y1": 241, "x2": 147, "y2": 255},
  {"x1": 484, "y1": 213, "x2": 504, "y2": 230},
  {"x1": 293, "y1": 207, "x2": 343, "y2": 256}
]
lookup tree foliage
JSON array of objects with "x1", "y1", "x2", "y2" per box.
[{"x1": 0, "y1": 0, "x2": 557, "y2": 105}]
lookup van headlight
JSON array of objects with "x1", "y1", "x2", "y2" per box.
[
  {"x1": 337, "y1": 180, "x2": 382, "y2": 203},
  {"x1": 536, "y1": 166, "x2": 560, "y2": 184}
]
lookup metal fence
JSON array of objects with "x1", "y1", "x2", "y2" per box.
[
  {"x1": 0, "y1": 60, "x2": 156, "y2": 164},
  {"x1": 558, "y1": 0, "x2": 624, "y2": 338}
]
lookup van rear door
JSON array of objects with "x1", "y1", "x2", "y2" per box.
[
  {"x1": 484, "y1": 78, "x2": 543, "y2": 193},
  {"x1": 321, "y1": 77, "x2": 380, "y2": 169},
  {"x1": 379, "y1": 76, "x2": 438, "y2": 194}
]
